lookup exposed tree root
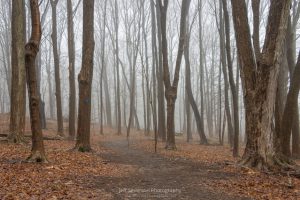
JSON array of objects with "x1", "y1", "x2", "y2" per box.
[
  {"x1": 26, "y1": 150, "x2": 48, "y2": 163},
  {"x1": 237, "y1": 153, "x2": 300, "y2": 177}
]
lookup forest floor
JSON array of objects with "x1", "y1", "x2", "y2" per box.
[{"x1": 0, "y1": 119, "x2": 300, "y2": 199}]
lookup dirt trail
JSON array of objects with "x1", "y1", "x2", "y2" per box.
[{"x1": 95, "y1": 139, "x2": 251, "y2": 200}]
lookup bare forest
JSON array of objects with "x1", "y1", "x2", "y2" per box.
[{"x1": 1, "y1": 0, "x2": 300, "y2": 199}]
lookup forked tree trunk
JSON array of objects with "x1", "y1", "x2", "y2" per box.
[
  {"x1": 231, "y1": 0, "x2": 292, "y2": 169},
  {"x1": 184, "y1": 25, "x2": 207, "y2": 144},
  {"x1": 159, "y1": 0, "x2": 191, "y2": 150},
  {"x1": 25, "y1": 0, "x2": 47, "y2": 163},
  {"x1": 9, "y1": 0, "x2": 26, "y2": 143},
  {"x1": 75, "y1": 0, "x2": 95, "y2": 152}
]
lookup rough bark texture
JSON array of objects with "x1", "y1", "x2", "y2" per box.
[
  {"x1": 9, "y1": 0, "x2": 26, "y2": 143},
  {"x1": 75, "y1": 0, "x2": 95, "y2": 152},
  {"x1": 231, "y1": 0, "x2": 292, "y2": 170},
  {"x1": 67, "y1": 0, "x2": 76, "y2": 139},
  {"x1": 25, "y1": 0, "x2": 47, "y2": 162},
  {"x1": 159, "y1": 0, "x2": 191, "y2": 150}
]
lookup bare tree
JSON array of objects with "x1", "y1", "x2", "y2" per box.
[
  {"x1": 25, "y1": 0, "x2": 47, "y2": 162},
  {"x1": 159, "y1": 0, "x2": 191, "y2": 149},
  {"x1": 74, "y1": 0, "x2": 95, "y2": 152},
  {"x1": 231, "y1": 0, "x2": 292, "y2": 169},
  {"x1": 50, "y1": 0, "x2": 63, "y2": 136},
  {"x1": 9, "y1": 0, "x2": 26, "y2": 143}
]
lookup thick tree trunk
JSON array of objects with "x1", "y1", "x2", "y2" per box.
[
  {"x1": 9, "y1": 0, "x2": 26, "y2": 143},
  {"x1": 75, "y1": 0, "x2": 95, "y2": 152},
  {"x1": 231, "y1": 0, "x2": 292, "y2": 169},
  {"x1": 25, "y1": 0, "x2": 47, "y2": 162},
  {"x1": 67, "y1": 0, "x2": 76, "y2": 139},
  {"x1": 51, "y1": 0, "x2": 64, "y2": 136}
]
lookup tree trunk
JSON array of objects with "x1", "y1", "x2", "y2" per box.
[
  {"x1": 184, "y1": 22, "x2": 207, "y2": 144},
  {"x1": 75, "y1": 0, "x2": 95, "y2": 152},
  {"x1": 159, "y1": 0, "x2": 191, "y2": 149},
  {"x1": 281, "y1": 52, "x2": 300, "y2": 157},
  {"x1": 221, "y1": 0, "x2": 239, "y2": 157},
  {"x1": 67, "y1": 0, "x2": 76, "y2": 139},
  {"x1": 156, "y1": 0, "x2": 166, "y2": 141},
  {"x1": 51, "y1": 0, "x2": 64, "y2": 136},
  {"x1": 25, "y1": 0, "x2": 47, "y2": 162},
  {"x1": 9, "y1": 0, "x2": 26, "y2": 143},
  {"x1": 231, "y1": 0, "x2": 292, "y2": 169}
]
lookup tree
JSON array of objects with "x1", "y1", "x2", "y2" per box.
[
  {"x1": 25, "y1": 0, "x2": 47, "y2": 162},
  {"x1": 67, "y1": 0, "x2": 76, "y2": 139},
  {"x1": 50, "y1": 0, "x2": 63, "y2": 136},
  {"x1": 9, "y1": 0, "x2": 26, "y2": 143},
  {"x1": 231, "y1": 0, "x2": 292, "y2": 169},
  {"x1": 74, "y1": 0, "x2": 95, "y2": 152},
  {"x1": 156, "y1": 0, "x2": 166, "y2": 141},
  {"x1": 159, "y1": 0, "x2": 191, "y2": 149},
  {"x1": 221, "y1": 0, "x2": 239, "y2": 157},
  {"x1": 184, "y1": 15, "x2": 207, "y2": 144}
]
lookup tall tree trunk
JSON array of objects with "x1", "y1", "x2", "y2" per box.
[
  {"x1": 9, "y1": 0, "x2": 26, "y2": 143},
  {"x1": 231, "y1": 0, "x2": 292, "y2": 169},
  {"x1": 113, "y1": 0, "x2": 121, "y2": 135},
  {"x1": 150, "y1": 0, "x2": 158, "y2": 146},
  {"x1": 221, "y1": 0, "x2": 239, "y2": 157},
  {"x1": 156, "y1": 0, "x2": 166, "y2": 141},
  {"x1": 218, "y1": 1, "x2": 233, "y2": 147},
  {"x1": 281, "y1": 52, "x2": 300, "y2": 157},
  {"x1": 184, "y1": 21, "x2": 207, "y2": 144},
  {"x1": 51, "y1": 0, "x2": 64, "y2": 136},
  {"x1": 67, "y1": 0, "x2": 76, "y2": 139},
  {"x1": 75, "y1": 0, "x2": 95, "y2": 152},
  {"x1": 159, "y1": 0, "x2": 191, "y2": 149},
  {"x1": 25, "y1": 0, "x2": 47, "y2": 162}
]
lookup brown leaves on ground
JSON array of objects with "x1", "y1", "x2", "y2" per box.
[
  {"x1": 0, "y1": 139, "x2": 135, "y2": 200},
  {"x1": 131, "y1": 137, "x2": 300, "y2": 200}
]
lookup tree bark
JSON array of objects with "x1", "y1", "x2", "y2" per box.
[
  {"x1": 75, "y1": 0, "x2": 95, "y2": 152},
  {"x1": 25, "y1": 0, "x2": 47, "y2": 162},
  {"x1": 231, "y1": 0, "x2": 292, "y2": 169},
  {"x1": 159, "y1": 0, "x2": 191, "y2": 149},
  {"x1": 9, "y1": 0, "x2": 26, "y2": 143}
]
